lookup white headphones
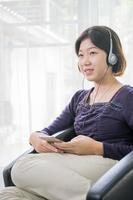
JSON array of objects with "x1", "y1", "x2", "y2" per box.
[{"x1": 107, "y1": 29, "x2": 118, "y2": 66}]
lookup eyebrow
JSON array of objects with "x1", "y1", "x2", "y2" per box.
[{"x1": 79, "y1": 46, "x2": 98, "y2": 52}]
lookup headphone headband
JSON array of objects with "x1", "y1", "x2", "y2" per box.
[{"x1": 106, "y1": 29, "x2": 118, "y2": 66}]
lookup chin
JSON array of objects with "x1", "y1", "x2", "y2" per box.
[
  {"x1": 86, "y1": 75, "x2": 103, "y2": 83},
  {"x1": 85, "y1": 76, "x2": 96, "y2": 82}
]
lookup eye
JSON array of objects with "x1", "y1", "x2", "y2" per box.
[
  {"x1": 78, "y1": 53, "x2": 83, "y2": 57},
  {"x1": 90, "y1": 51, "x2": 97, "y2": 55}
]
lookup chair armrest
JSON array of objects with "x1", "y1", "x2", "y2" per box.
[
  {"x1": 86, "y1": 151, "x2": 133, "y2": 200},
  {"x1": 3, "y1": 127, "x2": 75, "y2": 187},
  {"x1": 3, "y1": 148, "x2": 35, "y2": 187}
]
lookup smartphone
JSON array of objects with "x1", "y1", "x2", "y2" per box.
[{"x1": 39, "y1": 136, "x2": 62, "y2": 143}]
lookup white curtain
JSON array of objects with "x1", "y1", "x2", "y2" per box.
[{"x1": 0, "y1": 0, "x2": 133, "y2": 167}]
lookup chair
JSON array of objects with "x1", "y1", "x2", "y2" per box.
[
  {"x1": 3, "y1": 127, "x2": 133, "y2": 200},
  {"x1": 3, "y1": 127, "x2": 76, "y2": 187}
]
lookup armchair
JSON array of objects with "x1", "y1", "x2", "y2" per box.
[
  {"x1": 3, "y1": 127, "x2": 76, "y2": 187},
  {"x1": 3, "y1": 127, "x2": 133, "y2": 200}
]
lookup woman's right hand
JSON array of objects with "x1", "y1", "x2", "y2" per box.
[{"x1": 29, "y1": 132, "x2": 60, "y2": 153}]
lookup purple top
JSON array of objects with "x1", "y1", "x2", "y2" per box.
[{"x1": 41, "y1": 85, "x2": 133, "y2": 160}]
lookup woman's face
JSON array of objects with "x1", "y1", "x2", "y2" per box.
[{"x1": 78, "y1": 38, "x2": 112, "y2": 83}]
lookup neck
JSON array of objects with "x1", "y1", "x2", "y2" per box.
[
  {"x1": 94, "y1": 73, "x2": 119, "y2": 92},
  {"x1": 90, "y1": 74, "x2": 123, "y2": 105}
]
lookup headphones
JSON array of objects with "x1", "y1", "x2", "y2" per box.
[{"x1": 107, "y1": 29, "x2": 118, "y2": 66}]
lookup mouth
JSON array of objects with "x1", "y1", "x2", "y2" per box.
[{"x1": 83, "y1": 68, "x2": 94, "y2": 75}]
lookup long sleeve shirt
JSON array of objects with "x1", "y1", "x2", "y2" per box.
[{"x1": 41, "y1": 85, "x2": 133, "y2": 160}]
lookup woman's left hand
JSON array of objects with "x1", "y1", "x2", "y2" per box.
[{"x1": 54, "y1": 135, "x2": 103, "y2": 155}]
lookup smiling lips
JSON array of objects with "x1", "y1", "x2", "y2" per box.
[{"x1": 83, "y1": 68, "x2": 94, "y2": 75}]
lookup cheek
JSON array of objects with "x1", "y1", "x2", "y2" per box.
[
  {"x1": 78, "y1": 62, "x2": 84, "y2": 73},
  {"x1": 96, "y1": 66, "x2": 108, "y2": 76},
  {"x1": 94, "y1": 56, "x2": 108, "y2": 70},
  {"x1": 94, "y1": 55, "x2": 106, "y2": 64}
]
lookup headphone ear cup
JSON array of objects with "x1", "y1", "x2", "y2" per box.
[{"x1": 108, "y1": 53, "x2": 118, "y2": 66}]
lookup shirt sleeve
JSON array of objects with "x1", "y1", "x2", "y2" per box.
[
  {"x1": 103, "y1": 143, "x2": 133, "y2": 160},
  {"x1": 40, "y1": 90, "x2": 84, "y2": 135},
  {"x1": 103, "y1": 89, "x2": 133, "y2": 160}
]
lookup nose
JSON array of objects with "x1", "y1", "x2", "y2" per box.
[{"x1": 80, "y1": 54, "x2": 91, "y2": 67}]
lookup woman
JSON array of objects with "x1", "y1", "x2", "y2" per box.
[{"x1": 1, "y1": 25, "x2": 133, "y2": 200}]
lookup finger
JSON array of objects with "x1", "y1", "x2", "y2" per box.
[
  {"x1": 42, "y1": 142, "x2": 59, "y2": 152},
  {"x1": 53, "y1": 142, "x2": 68, "y2": 149},
  {"x1": 38, "y1": 144, "x2": 53, "y2": 153},
  {"x1": 41, "y1": 146, "x2": 63, "y2": 153},
  {"x1": 39, "y1": 140, "x2": 63, "y2": 153},
  {"x1": 51, "y1": 144, "x2": 64, "y2": 153},
  {"x1": 54, "y1": 141, "x2": 72, "y2": 147},
  {"x1": 62, "y1": 148, "x2": 77, "y2": 154},
  {"x1": 54, "y1": 143, "x2": 74, "y2": 151}
]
